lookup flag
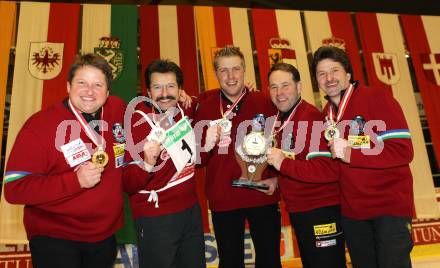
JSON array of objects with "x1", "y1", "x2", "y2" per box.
[
  {"x1": 138, "y1": 4, "x2": 210, "y2": 233},
  {"x1": 356, "y1": 13, "x2": 439, "y2": 218},
  {"x1": 0, "y1": 1, "x2": 16, "y2": 166},
  {"x1": 0, "y1": 2, "x2": 80, "y2": 243},
  {"x1": 139, "y1": 5, "x2": 199, "y2": 96},
  {"x1": 195, "y1": 6, "x2": 256, "y2": 90},
  {"x1": 81, "y1": 4, "x2": 139, "y2": 243},
  {"x1": 401, "y1": 15, "x2": 440, "y2": 180},
  {"x1": 304, "y1": 11, "x2": 365, "y2": 106},
  {"x1": 81, "y1": 4, "x2": 138, "y2": 103},
  {"x1": 251, "y1": 8, "x2": 314, "y2": 103}
]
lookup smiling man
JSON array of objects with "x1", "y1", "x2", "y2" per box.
[
  {"x1": 123, "y1": 59, "x2": 219, "y2": 268},
  {"x1": 194, "y1": 46, "x2": 281, "y2": 268},
  {"x1": 314, "y1": 46, "x2": 414, "y2": 268},
  {"x1": 266, "y1": 63, "x2": 346, "y2": 268},
  {"x1": 4, "y1": 53, "x2": 127, "y2": 268}
]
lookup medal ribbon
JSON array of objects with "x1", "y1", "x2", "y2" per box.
[
  {"x1": 328, "y1": 83, "x2": 354, "y2": 124},
  {"x1": 270, "y1": 98, "x2": 303, "y2": 139},
  {"x1": 68, "y1": 99, "x2": 105, "y2": 149},
  {"x1": 219, "y1": 88, "x2": 247, "y2": 119},
  {"x1": 135, "y1": 104, "x2": 185, "y2": 130}
]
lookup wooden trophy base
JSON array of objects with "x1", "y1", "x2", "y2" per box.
[{"x1": 233, "y1": 151, "x2": 269, "y2": 191}]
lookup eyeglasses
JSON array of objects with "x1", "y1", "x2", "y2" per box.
[{"x1": 150, "y1": 83, "x2": 178, "y2": 91}]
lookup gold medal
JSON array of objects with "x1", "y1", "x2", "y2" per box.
[
  {"x1": 324, "y1": 126, "x2": 340, "y2": 141},
  {"x1": 92, "y1": 149, "x2": 109, "y2": 168}
]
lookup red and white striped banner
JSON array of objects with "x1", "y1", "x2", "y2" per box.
[
  {"x1": 195, "y1": 6, "x2": 256, "y2": 91},
  {"x1": 304, "y1": 11, "x2": 365, "y2": 106},
  {"x1": 251, "y1": 9, "x2": 314, "y2": 103},
  {"x1": 0, "y1": 2, "x2": 80, "y2": 243},
  {"x1": 401, "y1": 15, "x2": 440, "y2": 178},
  {"x1": 139, "y1": 5, "x2": 199, "y2": 96},
  {"x1": 356, "y1": 13, "x2": 439, "y2": 218}
]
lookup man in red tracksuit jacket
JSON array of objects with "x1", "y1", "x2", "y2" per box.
[
  {"x1": 194, "y1": 45, "x2": 281, "y2": 268},
  {"x1": 268, "y1": 46, "x2": 414, "y2": 268},
  {"x1": 4, "y1": 54, "x2": 127, "y2": 268},
  {"x1": 123, "y1": 59, "x2": 219, "y2": 268},
  {"x1": 266, "y1": 63, "x2": 346, "y2": 268},
  {"x1": 316, "y1": 46, "x2": 413, "y2": 268}
]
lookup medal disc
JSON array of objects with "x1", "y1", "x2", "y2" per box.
[
  {"x1": 148, "y1": 127, "x2": 166, "y2": 143},
  {"x1": 324, "y1": 126, "x2": 340, "y2": 141},
  {"x1": 219, "y1": 119, "x2": 232, "y2": 133},
  {"x1": 92, "y1": 150, "x2": 109, "y2": 168}
]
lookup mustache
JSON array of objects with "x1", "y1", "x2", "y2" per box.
[{"x1": 155, "y1": 96, "x2": 176, "y2": 101}]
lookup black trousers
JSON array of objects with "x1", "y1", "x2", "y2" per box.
[
  {"x1": 211, "y1": 203, "x2": 282, "y2": 268},
  {"x1": 341, "y1": 215, "x2": 413, "y2": 268},
  {"x1": 29, "y1": 235, "x2": 116, "y2": 268},
  {"x1": 289, "y1": 205, "x2": 346, "y2": 268},
  {"x1": 135, "y1": 204, "x2": 206, "y2": 268}
]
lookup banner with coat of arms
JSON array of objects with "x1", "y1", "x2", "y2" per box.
[
  {"x1": 356, "y1": 12, "x2": 439, "y2": 218},
  {"x1": 0, "y1": 2, "x2": 81, "y2": 244},
  {"x1": 195, "y1": 6, "x2": 256, "y2": 90},
  {"x1": 0, "y1": 1, "x2": 16, "y2": 165},
  {"x1": 401, "y1": 15, "x2": 440, "y2": 175},
  {"x1": 81, "y1": 4, "x2": 139, "y2": 243},
  {"x1": 138, "y1": 4, "x2": 209, "y2": 234},
  {"x1": 303, "y1": 11, "x2": 365, "y2": 107},
  {"x1": 251, "y1": 8, "x2": 314, "y2": 103}
]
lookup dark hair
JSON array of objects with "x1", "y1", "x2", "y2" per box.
[
  {"x1": 311, "y1": 46, "x2": 354, "y2": 82},
  {"x1": 144, "y1": 59, "x2": 184, "y2": 89},
  {"x1": 213, "y1": 45, "x2": 245, "y2": 71},
  {"x1": 67, "y1": 53, "x2": 113, "y2": 90},
  {"x1": 268, "y1": 63, "x2": 301, "y2": 82}
]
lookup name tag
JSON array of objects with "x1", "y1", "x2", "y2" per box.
[
  {"x1": 61, "y1": 138, "x2": 91, "y2": 167},
  {"x1": 348, "y1": 135, "x2": 371, "y2": 149},
  {"x1": 113, "y1": 143, "x2": 125, "y2": 168}
]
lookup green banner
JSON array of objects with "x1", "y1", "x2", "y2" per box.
[{"x1": 111, "y1": 4, "x2": 138, "y2": 244}]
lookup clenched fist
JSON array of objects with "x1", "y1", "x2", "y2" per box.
[
  {"x1": 204, "y1": 125, "x2": 220, "y2": 151},
  {"x1": 76, "y1": 162, "x2": 104, "y2": 188},
  {"x1": 143, "y1": 140, "x2": 161, "y2": 166},
  {"x1": 328, "y1": 137, "x2": 351, "y2": 163},
  {"x1": 266, "y1": 147, "x2": 286, "y2": 171}
]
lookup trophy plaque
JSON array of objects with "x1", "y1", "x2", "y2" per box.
[{"x1": 232, "y1": 114, "x2": 270, "y2": 191}]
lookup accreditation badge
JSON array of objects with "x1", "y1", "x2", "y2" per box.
[
  {"x1": 61, "y1": 138, "x2": 91, "y2": 167},
  {"x1": 113, "y1": 143, "x2": 125, "y2": 168},
  {"x1": 348, "y1": 135, "x2": 371, "y2": 149}
]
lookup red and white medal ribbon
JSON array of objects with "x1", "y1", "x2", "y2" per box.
[
  {"x1": 219, "y1": 88, "x2": 247, "y2": 119},
  {"x1": 135, "y1": 104, "x2": 185, "y2": 143},
  {"x1": 327, "y1": 83, "x2": 354, "y2": 125},
  {"x1": 270, "y1": 99, "x2": 303, "y2": 144},
  {"x1": 68, "y1": 99, "x2": 105, "y2": 150}
]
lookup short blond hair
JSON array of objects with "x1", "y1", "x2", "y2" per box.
[{"x1": 213, "y1": 45, "x2": 245, "y2": 71}]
